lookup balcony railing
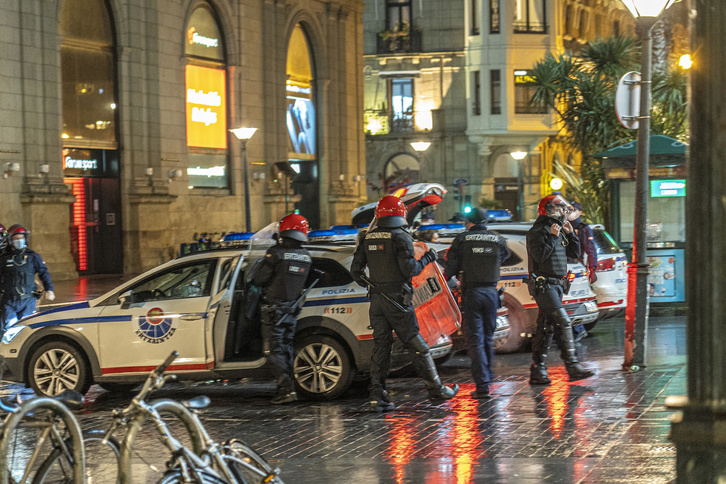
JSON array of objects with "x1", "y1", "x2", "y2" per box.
[{"x1": 376, "y1": 29, "x2": 422, "y2": 54}]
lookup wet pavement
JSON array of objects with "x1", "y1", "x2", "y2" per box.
[{"x1": 9, "y1": 277, "x2": 685, "y2": 483}]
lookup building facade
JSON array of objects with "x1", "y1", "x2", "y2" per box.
[
  {"x1": 0, "y1": 0, "x2": 366, "y2": 279},
  {"x1": 363, "y1": 0, "x2": 633, "y2": 222}
]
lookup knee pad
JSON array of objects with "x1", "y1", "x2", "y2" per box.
[
  {"x1": 405, "y1": 334, "x2": 430, "y2": 356},
  {"x1": 549, "y1": 308, "x2": 572, "y2": 328}
]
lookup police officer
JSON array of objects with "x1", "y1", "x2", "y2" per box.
[
  {"x1": 351, "y1": 196, "x2": 459, "y2": 412},
  {"x1": 0, "y1": 224, "x2": 8, "y2": 256},
  {"x1": 1, "y1": 225, "x2": 55, "y2": 336},
  {"x1": 567, "y1": 201, "x2": 598, "y2": 341},
  {"x1": 251, "y1": 214, "x2": 313, "y2": 405},
  {"x1": 444, "y1": 207, "x2": 510, "y2": 399},
  {"x1": 527, "y1": 195, "x2": 593, "y2": 384}
]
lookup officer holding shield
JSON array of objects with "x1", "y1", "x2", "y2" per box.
[
  {"x1": 444, "y1": 207, "x2": 509, "y2": 399},
  {"x1": 351, "y1": 195, "x2": 459, "y2": 412}
]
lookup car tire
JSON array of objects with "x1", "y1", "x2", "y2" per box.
[
  {"x1": 496, "y1": 295, "x2": 528, "y2": 354},
  {"x1": 293, "y1": 335, "x2": 353, "y2": 401},
  {"x1": 98, "y1": 382, "x2": 139, "y2": 393},
  {"x1": 27, "y1": 341, "x2": 91, "y2": 397}
]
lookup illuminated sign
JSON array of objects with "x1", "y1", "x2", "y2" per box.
[
  {"x1": 185, "y1": 65, "x2": 227, "y2": 149},
  {"x1": 514, "y1": 69, "x2": 535, "y2": 84},
  {"x1": 187, "y1": 166, "x2": 226, "y2": 177},
  {"x1": 64, "y1": 156, "x2": 98, "y2": 171},
  {"x1": 187, "y1": 27, "x2": 219, "y2": 48},
  {"x1": 651, "y1": 179, "x2": 686, "y2": 197}
]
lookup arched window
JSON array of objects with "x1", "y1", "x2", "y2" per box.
[
  {"x1": 60, "y1": 0, "x2": 117, "y2": 148},
  {"x1": 184, "y1": 3, "x2": 228, "y2": 188},
  {"x1": 384, "y1": 153, "x2": 420, "y2": 190}
]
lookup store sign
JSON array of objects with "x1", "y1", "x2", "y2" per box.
[
  {"x1": 185, "y1": 65, "x2": 226, "y2": 149},
  {"x1": 514, "y1": 70, "x2": 535, "y2": 84},
  {"x1": 184, "y1": 7, "x2": 224, "y2": 61},
  {"x1": 651, "y1": 179, "x2": 686, "y2": 198},
  {"x1": 187, "y1": 27, "x2": 219, "y2": 48},
  {"x1": 62, "y1": 148, "x2": 119, "y2": 177}
]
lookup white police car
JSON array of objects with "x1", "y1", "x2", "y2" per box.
[
  {"x1": 0, "y1": 241, "x2": 460, "y2": 400},
  {"x1": 422, "y1": 221, "x2": 599, "y2": 353},
  {"x1": 588, "y1": 224, "x2": 628, "y2": 322}
]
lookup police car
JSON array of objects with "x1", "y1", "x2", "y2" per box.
[
  {"x1": 0, "y1": 239, "x2": 460, "y2": 400},
  {"x1": 588, "y1": 224, "x2": 628, "y2": 322},
  {"x1": 420, "y1": 221, "x2": 599, "y2": 353}
]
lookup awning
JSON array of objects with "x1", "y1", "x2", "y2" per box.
[{"x1": 591, "y1": 134, "x2": 687, "y2": 158}]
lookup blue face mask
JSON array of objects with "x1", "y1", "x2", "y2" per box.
[{"x1": 12, "y1": 238, "x2": 26, "y2": 250}]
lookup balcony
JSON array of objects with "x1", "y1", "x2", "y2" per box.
[{"x1": 376, "y1": 29, "x2": 422, "y2": 55}]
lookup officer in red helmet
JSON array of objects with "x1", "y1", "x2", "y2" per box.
[
  {"x1": 526, "y1": 195, "x2": 593, "y2": 385},
  {"x1": 351, "y1": 196, "x2": 459, "y2": 411},
  {"x1": 251, "y1": 213, "x2": 313, "y2": 404},
  {"x1": 1, "y1": 225, "x2": 55, "y2": 337}
]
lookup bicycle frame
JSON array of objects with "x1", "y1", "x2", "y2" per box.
[{"x1": 0, "y1": 398, "x2": 85, "y2": 484}]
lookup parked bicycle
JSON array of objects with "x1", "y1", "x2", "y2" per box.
[{"x1": 99, "y1": 350, "x2": 283, "y2": 483}]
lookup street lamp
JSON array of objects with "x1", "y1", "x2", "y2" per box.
[
  {"x1": 510, "y1": 151, "x2": 528, "y2": 221},
  {"x1": 410, "y1": 141, "x2": 431, "y2": 152},
  {"x1": 229, "y1": 127, "x2": 257, "y2": 233},
  {"x1": 620, "y1": 0, "x2": 675, "y2": 370}
]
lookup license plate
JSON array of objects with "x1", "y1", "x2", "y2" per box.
[{"x1": 585, "y1": 301, "x2": 597, "y2": 312}]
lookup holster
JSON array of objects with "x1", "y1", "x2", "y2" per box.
[{"x1": 399, "y1": 283, "x2": 414, "y2": 306}]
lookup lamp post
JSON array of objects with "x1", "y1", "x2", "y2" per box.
[
  {"x1": 229, "y1": 127, "x2": 257, "y2": 233},
  {"x1": 510, "y1": 151, "x2": 528, "y2": 221},
  {"x1": 619, "y1": 0, "x2": 675, "y2": 370}
]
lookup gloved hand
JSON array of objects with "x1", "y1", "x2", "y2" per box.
[
  {"x1": 422, "y1": 248, "x2": 438, "y2": 265},
  {"x1": 45, "y1": 290, "x2": 56, "y2": 301},
  {"x1": 588, "y1": 271, "x2": 598, "y2": 284}
]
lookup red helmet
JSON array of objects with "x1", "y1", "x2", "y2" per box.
[
  {"x1": 375, "y1": 196, "x2": 407, "y2": 228},
  {"x1": 538, "y1": 195, "x2": 573, "y2": 217},
  {"x1": 279, "y1": 214, "x2": 309, "y2": 242},
  {"x1": 7, "y1": 224, "x2": 29, "y2": 238},
  {"x1": 0, "y1": 224, "x2": 5, "y2": 237}
]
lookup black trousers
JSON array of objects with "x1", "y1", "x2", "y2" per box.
[{"x1": 261, "y1": 306, "x2": 297, "y2": 394}]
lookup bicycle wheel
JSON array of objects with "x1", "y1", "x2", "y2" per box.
[
  {"x1": 33, "y1": 429, "x2": 120, "y2": 484},
  {"x1": 157, "y1": 468, "x2": 229, "y2": 484},
  {"x1": 223, "y1": 440, "x2": 284, "y2": 484}
]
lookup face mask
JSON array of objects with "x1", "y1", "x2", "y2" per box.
[{"x1": 12, "y1": 239, "x2": 26, "y2": 250}]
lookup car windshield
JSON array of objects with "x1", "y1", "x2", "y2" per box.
[{"x1": 592, "y1": 229, "x2": 622, "y2": 254}]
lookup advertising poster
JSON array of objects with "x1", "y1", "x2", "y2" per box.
[
  {"x1": 185, "y1": 65, "x2": 227, "y2": 149},
  {"x1": 286, "y1": 85, "x2": 316, "y2": 159},
  {"x1": 647, "y1": 254, "x2": 676, "y2": 298}
]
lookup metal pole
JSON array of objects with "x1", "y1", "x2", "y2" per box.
[
  {"x1": 518, "y1": 159, "x2": 525, "y2": 221},
  {"x1": 623, "y1": 17, "x2": 655, "y2": 370},
  {"x1": 242, "y1": 140, "x2": 252, "y2": 232}
]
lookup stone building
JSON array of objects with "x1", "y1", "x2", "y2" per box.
[
  {"x1": 363, "y1": 0, "x2": 633, "y2": 221},
  {"x1": 0, "y1": 0, "x2": 366, "y2": 279}
]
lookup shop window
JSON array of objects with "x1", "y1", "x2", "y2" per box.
[
  {"x1": 184, "y1": 3, "x2": 229, "y2": 188},
  {"x1": 388, "y1": 78, "x2": 414, "y2": 132},
  {"x1": 60, "y1": 0, "x2": 117, "y2": 148},
  {"x1": 490, "y1": 70, "x2": 501, "y2": 115},
  {"x1": 490, "y1": 0, "x2": 500, "y2": 33},
  {"x1": 472, "y1": 71, "x2": 481, "y2": 116},
  {"x1": 386, "y1": 0, "x2": 412, "y2": 32},
  {"x1": 514, "y1": 70, "x2": 548, "y2": 114},
  {"x1": 513, "y1": 0, "x2": 547, "y2": 33},
  {"x1": 470, "y1": 0, "x2": 480, "y2": 36}
]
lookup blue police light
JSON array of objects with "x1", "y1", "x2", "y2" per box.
[
  {"x1": 221, "y1": 232, "x2": 254, "y2": 241},
  {"x1": 486, "y1": 209, "x2": 513, "y2": 222}
]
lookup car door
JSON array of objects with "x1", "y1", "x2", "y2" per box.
[{"x1": 97, "y1": 259, "x2": 218, "y2": 376}]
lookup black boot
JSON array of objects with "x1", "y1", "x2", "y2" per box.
[
  {"x1": 529, "y1": 322, "x2": 553, "y2": 385},
  {"x1": 406, "y1": 335, "x2": 459, "y2": 404},
  {"x1": 551, "y1": 309, "x2": 594, "y2": 382},
  {"x1": 270, "y1": 376, "x2": 297, "y2": 405},
  {"x1": 369, "y1": 387, "x2": 395, "y2": 412}
]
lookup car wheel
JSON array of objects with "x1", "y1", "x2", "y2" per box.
[
  {"x1": 293, "y1": 335, "x2": 353, "y2": 401},
  {"x1": 27, "y1": 341, "x2": 91, "y2": 397},
  {"x1": 98, "y1": 382, "x2": 139, "y2": 393},
  {"x1": 495, "y1": 295, "x2": 528, "y2": 354}
]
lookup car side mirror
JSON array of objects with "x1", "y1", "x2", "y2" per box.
[{"x1": 119, "y1": 290, "x2": 132, "y2": 309}]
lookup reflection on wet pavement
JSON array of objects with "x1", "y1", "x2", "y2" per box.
[{"x1": 1, "y1": 316, "x2": 686, "y2": 483}]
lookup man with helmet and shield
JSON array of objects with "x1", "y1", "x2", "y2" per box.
[
  {"x1": 1, "y1": 225, "x2": 55, "y2": 337},
  {"x1": 251, "y1": 214, "x2": 313, "y2": 405},
  {"x1": 351, "y1": 195, "x2": 459, "y2": 412},
  {"x1": 527, "y1": 195, "x2": 593, "y2": 385}
]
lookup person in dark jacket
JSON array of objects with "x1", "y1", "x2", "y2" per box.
[
  {"x1": 444, "y1": 207, "x2": 510, "y2": 399},
  {"x1": 251, "y1": 214, "x2": 313, "y2": 405},
  {"x1": 527, "y1": 195, "x2": 593, "y2": 385},
  {"x1": 351, "y1": 195, "x2": 459, "y2": 412},
  {"x1": 1, "y1": 225, "x2": 55, "y2": 337},
  {"x1": 567, "y1": 201, "x2": 598, "y2": 341}
]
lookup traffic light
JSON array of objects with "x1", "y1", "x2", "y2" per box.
[
  {"x1": 463, "y1": 195, "x2": 472, "y2": 214},
  {"x1": 452, "y1": 186, "x2": 461, "y2": 202}
]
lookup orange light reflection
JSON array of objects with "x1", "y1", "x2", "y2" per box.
[{"x1": 385, "y1": 414, "x2": 415, "y2": 484}]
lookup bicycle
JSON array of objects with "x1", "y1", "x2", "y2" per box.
[
  {"x1": 0, "y1": 385, "x2": 85, "y2": 484},
  {"x1": 100, "y1": 350, "x2": 283, "y2": 483}
]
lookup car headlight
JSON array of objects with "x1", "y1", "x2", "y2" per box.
[{"x1": 2, "y1": 325, "x2": 26, "y2": 344}]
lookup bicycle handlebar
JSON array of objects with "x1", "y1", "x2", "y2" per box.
[{"x1": 156, "y1": 351, "x2": 179, "y2": 376}]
